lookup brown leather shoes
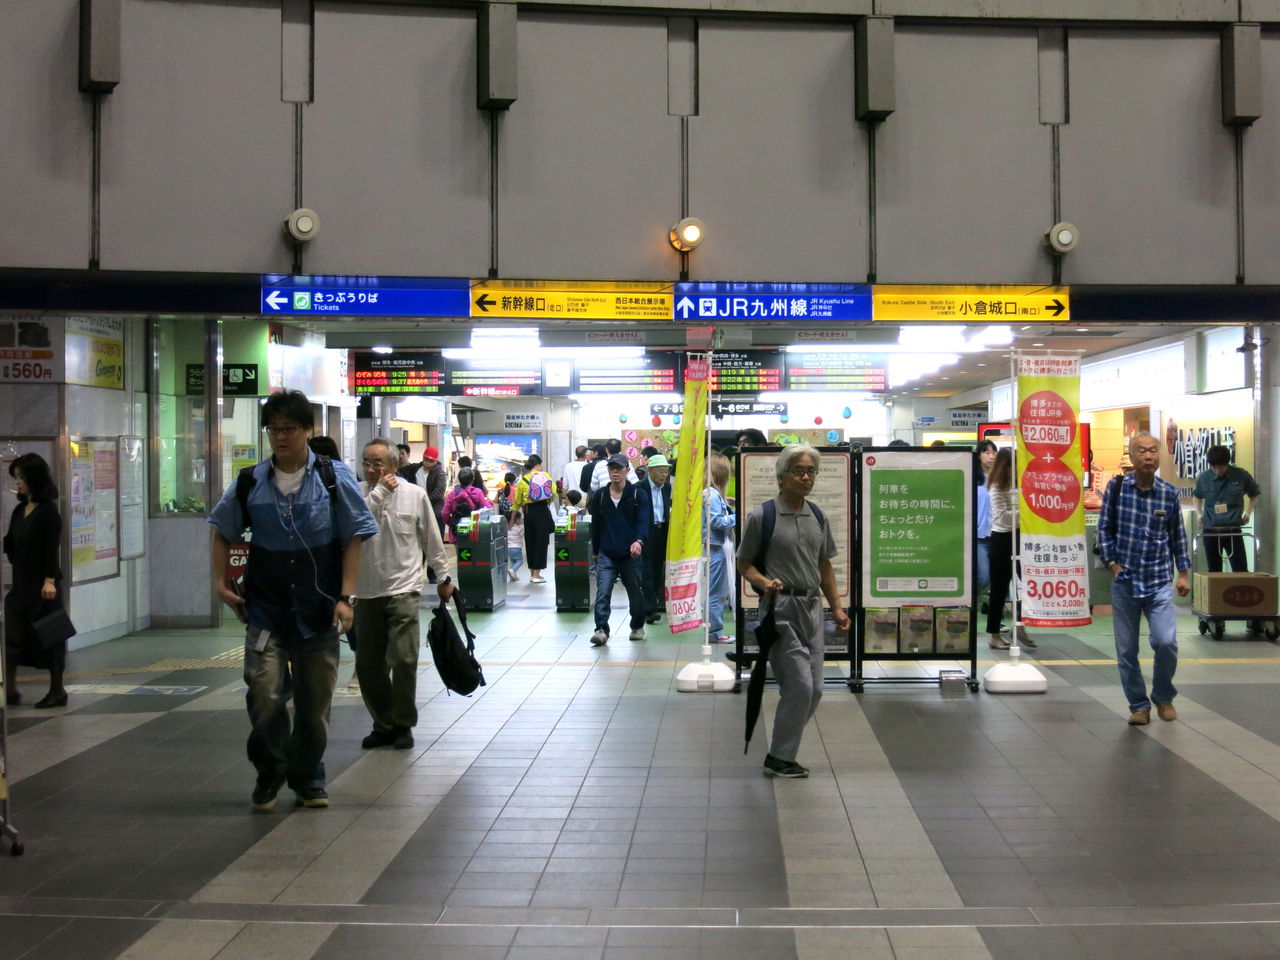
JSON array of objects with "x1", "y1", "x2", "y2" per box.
[
  {"x1": 1155, "y1": 702, "x2": 1177, "y2": 722},
  {"x1": 1128, "y1": 709, "x2": 1151, "y2": 726}
]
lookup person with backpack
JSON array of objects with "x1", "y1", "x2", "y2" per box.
[
  {"x1": 353, "y1": 438, "x2": 454, "y2": 751},
  {"x1": 588, "y1": 454, "x2": 651, "y2": 645},
  {"x1": 442, "y1": 468, "x2": 492, "y2": 544},
  {"x1": 209, "y1": 390, "x2": 377, "y2": 811},
  {"x1": 737, "y1": 445, "x2": 850, "y2": 779},
  {"x1": 514, "y1": 455, "x2": 555, "y2": 583}
]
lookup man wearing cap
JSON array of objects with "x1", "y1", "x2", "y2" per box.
[
  {"x1": 640, "y1": 454, "x2": 673, "y2": 624},
  {"x1": 400, "y1": 446, "x2": 447, "y2": 582},
  {"x1": 588, "y1": 454, "x2": 651, "y2": 646}
]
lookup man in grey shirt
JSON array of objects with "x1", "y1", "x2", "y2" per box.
[{"x1": 738, "y1": 445, "x2": 851, "y2": 779}]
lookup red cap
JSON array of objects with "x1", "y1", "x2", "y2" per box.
[{"x1": 423, "y1": 446, "x2": 440, "y2": 460}]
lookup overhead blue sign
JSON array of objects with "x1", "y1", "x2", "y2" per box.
[
  {"x1": 674, "y1": 282, "x2": 872, "y2": 322},
  {"x1": 260, "y1": 275, "x2": 470, "y2": 316}
]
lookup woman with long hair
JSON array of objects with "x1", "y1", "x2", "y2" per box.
[
  {"x1": 986, "y1": 448, "x2": 1034, "y2": 649},
  {"x1": 974, "y1": 439, "x2": 997, "y2": 599},
  {"x1": 3, "y1": 453, "x2": 68, "y2": 707},
  {"x1": 514, "y1": 455, "x2": 555, "y2": 584}
]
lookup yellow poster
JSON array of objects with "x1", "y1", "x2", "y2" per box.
[
  {"x1": 664, "y1": 355, "x2": 710, "y2": 633},
  {"x1": 1016, "y1": 353, "x2": 1090, "y2": 627}
]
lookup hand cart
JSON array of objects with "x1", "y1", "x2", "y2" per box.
[
  {"x1": 0, "y1": 617, "x2": 25, "y2": 855},
  {"x1": 1191, "y1": 531, "x2": 1280, "y2": 642}
]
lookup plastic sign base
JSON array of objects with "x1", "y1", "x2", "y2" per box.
[
  {"x1": 676, "y1": 646, "x2": 737, "y2": 692},
  {"x1": 983, "y1": 647, "x2": 1048, "y2": 694}
]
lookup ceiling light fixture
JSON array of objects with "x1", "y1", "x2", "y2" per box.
[{"x1": 669, "y1": 217, "x2": 706, "y2": 252}]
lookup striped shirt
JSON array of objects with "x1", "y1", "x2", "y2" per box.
[{"x1": 1096, "y1": 474, "x2": 1190, "y2": 598}]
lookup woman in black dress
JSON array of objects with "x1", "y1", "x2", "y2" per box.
[{"x1": 3, "y1": 453, "x2": 67, "y2": 708}]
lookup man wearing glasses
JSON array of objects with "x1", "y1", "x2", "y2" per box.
[
  {"x1": 353, "y1": 438, "x2": 454, "y2": 751},
  {"x1": 209, "y1": 390, "x2": 377, "y2": 811},
  {"x1": 737, "y1": 445, "x2": 850, "y2": 779}
]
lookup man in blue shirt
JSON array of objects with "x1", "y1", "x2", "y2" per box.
[
  {"x1": 640, "y1": 454, "x2": 672, "y2": 624},
  {"x1": 1193, "y1": 444, "x2": 1261, "y2": 573},
  {"x1": 1096, "y1": 433, "x2": 1191, "y2": 726},
  {"x1": 209, "y1": 390, "x2": 377, "y2": 810},
  {"x1": 588, "y1": 454, "x2": 650, "y2": 646}
]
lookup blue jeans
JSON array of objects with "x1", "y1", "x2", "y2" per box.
[
  {"x1": 707, "y1": 548, "x2": 729, "y2": 638},
  {"x1": 975, "y1": 538, "x2": 991, "y2": 596},
  {"x1": 244, "y1": 625, "x2": 340, "y2": 791},
  {"x1": 1111, "y1": 578, "x2": 1178, "y2": 712},
  {"x1": 509, "y1": 546, "x2": 524, "y2": 574},
  {"x1": 594, "y1": 552, "x2": 645, "y2": 634}
]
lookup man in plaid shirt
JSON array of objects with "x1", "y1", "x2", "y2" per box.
[{"x1": 1096, "y1": 434, "x2": 1191, "y2": 726}]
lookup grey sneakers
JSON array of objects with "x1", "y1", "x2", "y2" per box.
[
  {"x1": 628, "y1": 627, "x2": 645, "y2": 642},
  {"x1": 590, "y1": 629, "x2": 608, "y2": 646}
]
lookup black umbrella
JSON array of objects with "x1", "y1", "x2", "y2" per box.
[{"x1": 743, "y1": 597, "x2": 780, "y2": 754}]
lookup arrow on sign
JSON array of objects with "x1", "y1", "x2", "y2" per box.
[
  {"x1": 557, "y1": 548, "x2": 569, "y2": 561},
  {"x1": 675, "y1": 296, "x2": 695, "y2": 319},
  {"x1": 265, "y1": 291, "x2": 287, "y2": 310},
  {"x1": 459, "y1": 548, "x2": 472, "y2": 561},
  {"x1": 474, "y1": 294, "x2": 495, "y2": 313},
  {"x1": 1048, "y1": 298, "x2": 1065, "y2": 317}
]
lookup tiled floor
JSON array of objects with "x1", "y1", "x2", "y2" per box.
[{"x1": 5, "y1": 585, "x2": 1280, "y2": 958}]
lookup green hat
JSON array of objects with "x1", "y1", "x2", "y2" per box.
[{"x1": 647, "y1": 455, "x2": 671, "y2": 469}]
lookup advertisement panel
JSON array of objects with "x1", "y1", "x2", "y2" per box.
[
  {"x1": 1016, "y1": 353, "x2": 1091, "y2": 627},
  {"x1": 664, "y1": 355, "x2": 709, "y2": 634}
]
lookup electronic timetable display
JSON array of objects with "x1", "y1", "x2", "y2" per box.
[
  {"x1": 571, "y1": 351, "x2": 681, "y2": 393},
  {"x1": 351, "y1": 352, "x2": 446, "y2": 395},
  {"x1": 709, "y1": 351, "x2": 783, "y2": 393},
  {"x1": 445, "y1": 356, "x2": 543, "y2": 397},
  {"x1": 784, "y1": 351, "x2": 888, "y2": 392}
]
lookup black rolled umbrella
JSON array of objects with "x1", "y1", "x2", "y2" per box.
[{"x1": 743, "y1": 599, "x2": 780, "y2": 754}]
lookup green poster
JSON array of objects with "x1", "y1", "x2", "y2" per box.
[{"x1": 867, "y1": 468, "x2": 967, "y2": 600}]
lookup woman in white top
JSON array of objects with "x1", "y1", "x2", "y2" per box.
[{"x1": 986, "y1": 449, "x2": 1034, "y2": 649}]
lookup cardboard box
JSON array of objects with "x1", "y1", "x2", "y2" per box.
[
  {"x1": 1193, "y1": 573, "x2": 1278, "y2": 617},
  {"x1": 934, "y1": 607, "x2": 971, "y2": 654},
  {"x1": 899, "y1": 606, "x2": 935, "y2": 654},
  {"x1": 864, "y1": 607, "x2": 898, "y2": 654}
]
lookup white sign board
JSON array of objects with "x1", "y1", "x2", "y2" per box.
[{"x1": 505, "y1": 413, "x2": 544, "y2": 430}]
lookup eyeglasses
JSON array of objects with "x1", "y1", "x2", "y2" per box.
[
  {"x1": 787, "y1": 466, "x2": 818, "y2": 478},
  {"x1": 360, "y1": 459, "x2": 383, "y2": 468},
  {"x1": 263, "y1": 425, "x2": 303, "y2": 437}
]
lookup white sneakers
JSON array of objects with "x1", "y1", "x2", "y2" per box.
[
  {"x1": 628, "y1": 627, "x2": 645, "y2": 642},
  {"x1": 590, "y1": 629, "x2": 608, "y2": 646}
]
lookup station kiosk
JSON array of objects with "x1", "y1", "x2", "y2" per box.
[
  {"x1": 454, "y1": 511, "x2": 509, "y2": 611},
  {"x1": 554, "y1": 513, "x2": 593, "y2": 612}
]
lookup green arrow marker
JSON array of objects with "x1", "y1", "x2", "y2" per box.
[
  {"x1": 557, "y1": 549, "x2": 569, "y2": 561},
  {"x1": 460, "y1": 548, "x2": 472, "y2": 561}
]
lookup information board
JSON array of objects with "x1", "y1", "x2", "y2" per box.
[
  {"x1": 859, "y1": 448, "x2": 972, "y2": 606},
  {"x1": 445, "y1": 356, "x2": 542, "y2": 397},
  {"x1": 70, "y1": 438, "x2": 119, "y2": 583},
  {"x1": 571, "y1": 351, "x2": 680, "y2": 393},
  {"x1": 117, "y1": 436, "x2": 146, "y2": 561},
  {"x1": 785, "y1": 351, "x2": 888, "y2": 392},
  {"x1": 736, "y1": 448, "x2": 852, "y2": 655},
  {"x1": 709, "y1": 351, "x2": 783, "y2": 393},
  {"x1": 351, "y1": 351, "x2": 446, "y2": 395}
]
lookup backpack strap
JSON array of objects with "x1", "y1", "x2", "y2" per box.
[
  {"x1": 236, "y1": 455, "x2": 338, "y2": 536},
  {"x1": 752, "y1": 499, "x2": 825, "y2": 577}
]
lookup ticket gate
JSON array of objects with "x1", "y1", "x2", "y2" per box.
[
  {"x1": 554, "y1": 514, "x2": 593, "y2": 612},
  {"x1": 454, "y1": 512, "x2": 508, "y2": 612}
]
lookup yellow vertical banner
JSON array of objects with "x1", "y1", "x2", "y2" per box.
[
  {"x1": 1015, "y1": 353, "x2": 1091, "y2": 626},
  {"x1": 664, "y1": 354, "x2": 710, "y2": 633}
]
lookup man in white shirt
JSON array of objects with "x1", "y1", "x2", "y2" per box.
[
  {"x1": 354, "y1": 438, "x2": 453, "y2": 750},
  {"x1": 560, "y1": 445, "x2": 589, "y2": 501}
]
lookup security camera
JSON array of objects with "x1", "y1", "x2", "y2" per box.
[
  {"x1": 1044, "y1": 222, "x2": 1079, "y2": 255},
  {"x1": 283, "y1": 208, "x2": 320, "y2": 243}
]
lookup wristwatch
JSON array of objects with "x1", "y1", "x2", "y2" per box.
[{"x1": 338, "y1": 594, "x2": 356, "y2": 607}]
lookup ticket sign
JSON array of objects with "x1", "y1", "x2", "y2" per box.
[
  {"x1": 785, "y1": 350, "x2": 888, "y2": 392},
  {"x1": 261, "y1": 276, "x2": 470, "y2": 316},
  {"x1": 873, "y1": 285, "x2": 1069, "y2": 322},
  {"x1": 471, "y1": 281, "x2": 672, "y2": 320},
  {"x1": 710, "y1": 351, "x2": 783, "y2": 393},
  {"x1": 351, "y1": 351, "x2": 446, "y2": 395}
]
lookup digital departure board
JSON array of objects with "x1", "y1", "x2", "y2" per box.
[
  {"x1": 785, "y1": 351, "x2": 888, "y2": 392},
  {"x1": 710, "y1": 351, "x2": 783, "y2": 393},
  {"x1": 351, "y1": 351, "x2": 445, "y2": 395},
  {"x1": 445, "y1": 356, "x2": 542, "y2": 397},
  {"x1": 571, "y1": 351, "x2": 680, "y2": 393}
]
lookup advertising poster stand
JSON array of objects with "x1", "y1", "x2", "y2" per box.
[
  {"x1": 731, "y1": 446, "x2": 853, "y2": 693},
  {"x1": 852, "y1": 447, "x2": 979, "y2": 693}
]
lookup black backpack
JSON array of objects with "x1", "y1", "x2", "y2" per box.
[
  {"x1": 753, "y1": 498, "x2": 826, "y2": 576},
  {"x1": 427, "y1": 592, "x2": 486, "y2": 696},
  {"x1": 580, "y1": 461, "x2": 596, "y2": 493},
  {"x1": 235, "y1": 455, "x2": 337, "y2": 534}
]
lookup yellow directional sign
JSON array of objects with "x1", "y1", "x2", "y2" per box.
[
  {"x1": 872, "y1": 285, "x2": 1069, "y2": 323},
  {"x1": 470, "y1": 280, "x2": 672, "y2": 320}
]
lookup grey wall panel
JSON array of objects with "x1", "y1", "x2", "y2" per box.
[
  {"x1": 99, "y1": 0, "x2": 293, "y2": 273},
  {"x1": 0, "y1": 0, "x2": 93, "y2": 268},
  {"x1": 500, "y1": 14, "x2": 680, "y2": 280},
  {"x1": 1060, "y1": 30, "x2": 1235, "y2": 284},
  {"x1": 1243, "y1": 33, "x2": 1280, "y2": 282},
  {"x1": 305, "y1": 3, "x2": 490, "y2": 277},
  {"x1": 688, "y1": 22, "x2": 867, "y2": 282},
  {"x1": 877, "y1": 26, "x2": 1051, "y2": 283}
]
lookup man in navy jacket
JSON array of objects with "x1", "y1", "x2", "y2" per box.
[{"x1": 588, "y1": 455, "x2": 650, "y2": 646}]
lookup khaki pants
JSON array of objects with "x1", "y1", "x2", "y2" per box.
[{"x1": 354, "y1": 593, "x2": 422, "y2": 732}]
